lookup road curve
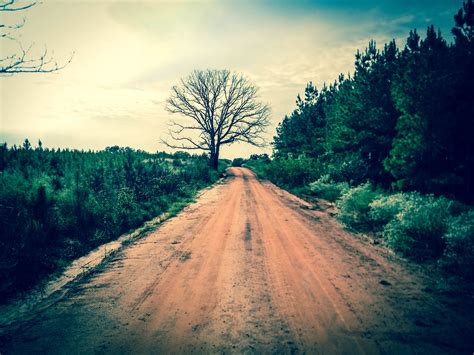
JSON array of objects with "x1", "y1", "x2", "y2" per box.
[{"x1": 1, "y1": 167, "x2": 472, "y2": 354}]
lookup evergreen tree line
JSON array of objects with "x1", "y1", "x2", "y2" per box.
[
  {"x1": 0, "y1": 140, "x2": 223, "y2": 302},
  {"x1": 245, "y1": 1, "x2": 474, "y2": 278},
  {"x1": 272, "y1": 1, "x2": 473, "y2": 203}
]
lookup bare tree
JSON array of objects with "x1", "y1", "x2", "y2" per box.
[
  {"x1": 164, "y1": 69, "x2": 271, "y2": 169},
  {"x1": 1, "y1": 0, "x2": 72, "y2": 75}
]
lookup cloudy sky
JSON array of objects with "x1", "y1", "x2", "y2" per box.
[{"x1": 0, "y1": 0, "x2": 463, "y2": 158}]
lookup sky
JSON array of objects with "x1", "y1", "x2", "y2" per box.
[{"x1": 0, "y1": 0, "x2": 464, "y2": 158}]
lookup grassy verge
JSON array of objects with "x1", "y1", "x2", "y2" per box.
[
  {"x1": 0, "y1": 142, "x2": 228, "y2": 303},
  {"x1": 245, "y1": 157, "x2": 474, "y2": 283}
]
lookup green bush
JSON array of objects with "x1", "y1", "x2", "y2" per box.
[
  {"x1": 440, "y1": 211, "x2": 474, "y2": 279},
  {"x1": 0, "y1": 142, "x2": 224, "y2": 302},
  {"x1": 308, "y1": 174, "x2": 349, "y2": 202},
  {"x1": 336, "y1": 182, "x2": 382, "y2": 230},
  {"x1": 325, "y1": 152, "x2": 370, "y2": 186},
  {"x1": 368, "y1": 193, "x2": 416, "y2": 227},
  {"x1": 383, "y1": 194, "x2": 453, "y2": 261},
  {"x1": 243, "y1": 156, "x2": 270, "y2": 178},
  {"x1": 265, "y1": 155, "x2": 321, "y2": 189},
  {"x1": 231, "y1": 158, "x2": 245, "y2": 167}
]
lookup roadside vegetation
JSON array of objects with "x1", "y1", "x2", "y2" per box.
[
  {"x1": 0, "y1": 141, "x2": 227, "y2": 302},
  {"x1": 245, "y1": 1, "x2": 474, "y2": 281}
]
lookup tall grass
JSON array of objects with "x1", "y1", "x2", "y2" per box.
[{"x1": 0, "y1": 143, "x2": 226, "y2": 302}]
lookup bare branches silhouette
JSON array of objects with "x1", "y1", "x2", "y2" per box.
[
  {"x1": 164, "y1": 69, "x2": 270, "y2": 169},
  {"x1": 0, "y1": 0, "x2": 73, "y2": 75}
]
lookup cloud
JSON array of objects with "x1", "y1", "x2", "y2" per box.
[{"x1": 1, "y1": 0, "x2": 465, "y2": 158}]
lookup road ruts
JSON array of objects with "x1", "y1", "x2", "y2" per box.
[{"x1": 1, "y1": 168, "x2": 473, "y2": 354}]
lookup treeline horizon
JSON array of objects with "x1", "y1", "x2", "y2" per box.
[
  {"x1": 243, "y1": 1, "x2": 474, "y2": 280},
  {"x1": 271, "y1": 0, "x2": 473, "y2": 203},
  {"x1": 0, "y1": 140, "x2": 198, "y2": 158}
]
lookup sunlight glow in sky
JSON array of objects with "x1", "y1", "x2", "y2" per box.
[{"x1": 0, "y1": 0, "x2": 462, "y2": 158}]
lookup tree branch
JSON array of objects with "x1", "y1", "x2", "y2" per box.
[
  {"x1": 1, "y1": 0, "x2": 73, "y2": 75},
  {"x1": 0, "y1": 0, "x2": 36, "y2": 12},
  {"x1": 163, "y1": 69, "x2": 270, "y2": 159}
]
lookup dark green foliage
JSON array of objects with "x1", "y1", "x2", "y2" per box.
[
  {"x1": 336, "y1": 183, "x2": 383, "y2": 231},
  {"x1": 274, "y1": 82, "x2": 327, "y2": 159},
  {"x1": 384, "y1": 26, "x2": 468, "y2": 197},
  {"x1": 368, "y1": 193, "x2": 412, "y2": 228},
  {"x1": 382, "y1": 195, "x2": 453, "y2": 261},
  {"x1": 0, "y1": 142, "x2": 224, "y2": 302},
  {"x1": 308, "y1": 175, "x2": 348, "y2": 202},
  {"x1": 231, "y1": 158, "x2": 245, "y2": 167},
  {"x1": 242, "y1": 154, "x2": 271, "y2": 178},
  {"x1": 244, "y1": 154, "x2": 321, "y2": 195},
  {"x1": 271, "y1": 1, "x2": 474, "y2": 202},
  {"x1": 440, "y1": 211, "x2": 474, "y2": 279},
  {"x1": 255, "y1": 1, "x2": 474, "y2": 278},
  {"x1": 264, "y1": 155, "x2": 321, "y2": 190}
]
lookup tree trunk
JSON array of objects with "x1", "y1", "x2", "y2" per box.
[{"x1": 209, "y1": 146, "x2": 219, "y2": 170}]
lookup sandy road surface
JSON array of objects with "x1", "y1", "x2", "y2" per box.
[{"x1": 1, "y1": 167, "x2": 473, "y2": 354}]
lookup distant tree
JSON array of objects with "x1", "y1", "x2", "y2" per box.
[
  {"x1": 274, "y1": 82, "x2": 327, "y2": 159},
  {"x1": 452, "y1": 0, "x2": 474, "y2": 50},
  {"x1": 0, "y1": 0, "x2": 72, "y2": 75},
  {"x1": 164, "y1": 69, "x2": 270, "y2": 169},
  {"x1": 249, "y1": 153, "x2": 270, "y2": 161},
  {"x1": 451, "y1": 0, "x2": 474, "y2": 199},
  {"x1": 267, "y1": 1, "x2": 474, "y2": 201}
]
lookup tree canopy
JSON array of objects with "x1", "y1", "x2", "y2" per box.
[
  {"x1": 164, "y1": 69, "x2": 270, "y2": 169},
  {"x1": 272, "y1": 0, "x2": 474, "y2": 202}
]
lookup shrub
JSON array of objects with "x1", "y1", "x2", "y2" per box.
[
  {"x1": 383, "y1": 194, "x2": 453, "y2": 261},
  {"x1": 231, "y1": 158, "x2": 245, "y2": 167},
  {"x1": 172, "y1": 158, "x2": 183, "y2": 167},
  {"x1": 243, "y1": 156, "x2": 271, "y2": 178},
  {"x1": 0, "y1": 143, "x2": 225, "y2": 302},
  {"x1": 326, "y1": 152, "x2": 370, "y2": 186},
  {"x1": 440, "y1": 211, "x2": 474, "y2": 279},
  {"x1": 369, "y1": 192, "x2": 416, "y2": 227},
  {"x1": 336, "y1": 182, "x2": 382, "y2": 230},
  {"x1": 249, "y1": 153, "x2": 270, "y2": 162},
  {"x1": 308, "y1": 174, "x2": 349, "y2": 202},
  {"x1": 265, "y1": 155, "x2": 321, "y2": 189}
]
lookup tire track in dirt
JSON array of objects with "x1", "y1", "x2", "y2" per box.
[
  {"x1": 247, "y1": 176, "x2": 370, "y2": 353},
  {"x1": 1, "y1": 168, "x2": 473, "y2": 354}
]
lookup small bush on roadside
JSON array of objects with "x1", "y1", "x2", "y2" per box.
[
  {"x1": 369, "y1": 193, "x2": 415, "y2": 228},
  {"x1": 231, "y1": 158, "x2": 245, "y2": 167},
  {"x1": 309, "y1": 174, "x2": 349, "y2": 202},
  {"x1": 383, "y1": 194, "x2": 453, "y2": 261},
  {"x1": 439, "y1": 211, "x2": 474, "y2": 279},
  {"x1": 336, "y1": 182, "x2": 382, "y2": 230},
  {"x1": 243, "y1": 156, "x2": 271, "y2": 178},
  {"x1": 265, "y1": 155, "x2": 321, "y2": 189},
  {"x1": 325, "y1": 152, "x2": 370, "y2": 186},
  {"x1": 249, "y1": 153, "x2": 270, "y2": 162}
]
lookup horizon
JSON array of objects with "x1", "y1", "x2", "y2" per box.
[{"x1": 1, "y1": 0, "x2": 463, "y2": 159}]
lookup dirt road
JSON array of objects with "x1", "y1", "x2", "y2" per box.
[{"x1": 1, "y1": 168, "x2": 473, "y2": 354}]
